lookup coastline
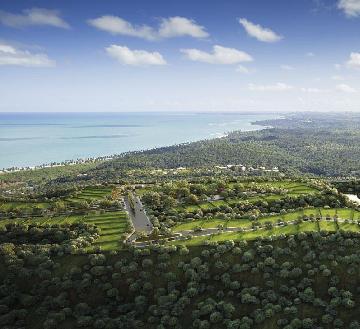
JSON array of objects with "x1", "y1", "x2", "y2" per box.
[{"x1": 0, "y1": 113, "x2": 279, "y2": 174}]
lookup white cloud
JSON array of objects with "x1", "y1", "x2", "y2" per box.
[
  {"x1": 306, "y1": 52, "x2": 315, "y2": 57},
  {"x1": 347, "y1": 52, "x2": 360, "y2": 69},
  {"x1": 88, "y1": 16, "x2": 156, "y2": 40},
  {"x1": 280, "y1": 65, "x2": 294, "y2": 71},
  {"x1": 0, "y1": 8, "x2": 69, "y2": 29},
  {"x1": 158, "y1": 17, "x2": 208, "y2": 38},
  {"x1": 238, "y1": 18, "x2": 282, "y2": 42},
  {"x1": 336, "y1": 83, "x2": 356, "y2": 93},
  {"x1": 88, "y1": 16, "x2": 208, "y2": 40},
  {"x1": 248, "y1": 82, "x2": 293, "y2": 91},
  {"x1": 338, "y1": 0, "x2": 360, "y2": 17},
  {"x1": 181, "y1": 45, "x2": 253, "y2": 65},
  {"x1": 0, "y1": 43, "x2": 55, "y2": 67},
  {"x1": 105, "y1": 45, "x2": 166, "y2": 66}
]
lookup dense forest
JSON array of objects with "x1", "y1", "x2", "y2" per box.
[
  {"x1": 93, "y1": 128, "x2": 359, "y2": 178},
  {"x1": 3, "y1": 231, "x2": 360, "y2": 328},
  {"x1": 0, "y1": 112, "x2": 359, "y2": 329},
  {"x1": 74, "y1": 113, "x2": 358, "y2": 180}
]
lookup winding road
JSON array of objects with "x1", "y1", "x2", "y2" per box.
[{"x1": 124, "y1": 192, "x2": 153, "y2": 241}]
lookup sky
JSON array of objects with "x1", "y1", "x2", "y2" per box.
[{"x1": 0, "y1": 0, "x2": 360, "y2": 112}]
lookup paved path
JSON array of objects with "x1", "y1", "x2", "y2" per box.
[{"x1": 124, "y1": 192, "x2": 153, "y2": 236}]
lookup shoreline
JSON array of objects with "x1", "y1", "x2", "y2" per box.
[{"x1": 0, "y1": 115, "x2": 277, "y2": 174}]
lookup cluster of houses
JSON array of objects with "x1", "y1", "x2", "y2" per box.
[
  {"x1": 132, "y1": 165, "x2": 280, "y2": 178},
  {"x1": 214, "y1": 164, "x2": 280, "y2": 173}
]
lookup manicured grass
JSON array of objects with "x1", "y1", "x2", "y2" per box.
[
  {"x1": 0, "y1": 210, "x2": 130, "y2": 251},
  {"x1": 65, "y1": 186, "x2": 112, "y2": 204},
  {"x1": 260, "y1": 195, "x2": 283, "y2": 202},
  {"x1": 336, "y1": 208, "x2": 360, "y2": 220},
  {"x1": 199, "y1": 202, "x2": 215, "y2": 210},
  {"x1": 243, "y1": 195, "x2": 264, "y2": 203},
  {"x1": 173, "y1": 226, "x2": 299, "y2": 247},
  {"x1": 172, "y1": 218, "x2": 253, "y2": 232},
  {"x1": 319, "y1": 220, "x2": 337, "y2": 232},
  {"x1": 172, "y1": 220, "x2": 360, "y2": 246},
  {"x1": 240, "y1": 181, "x2": 318, "y2": 192},
  {"x1": 173, "y1": 182, "x2": 319, "y2": 212},
  {"x1": 171, "y1": 208, "x2": 360, "y2": 232},
  {"x1": 0, "y1": 186, "x2": 114, "y2": 213},
  {"x1": 136, "y1": 187, "x2": 152, "y2": 196},
  {"x1": 340, "y1": 221, "x2": 360, "y2": 232},
  {"x1": 209, "y1": 199, "x2": 227, "y2": 207},
  {"x1": 0, "y1": 200, "x2": 50, "y2": 212},
  {"x1": 83, "y1": 212, "x2": 129, "y2": 251}
]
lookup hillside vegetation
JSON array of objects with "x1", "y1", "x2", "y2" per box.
[
  {"x1": 3, "y1": 231, "x2": 360, "y2": 328},
  {"x1": 0, "y1": 112, "x2": 359, "y2": 328},
  {"x1": 94, "y1": 128, "x2": 360, "y2": 178}
]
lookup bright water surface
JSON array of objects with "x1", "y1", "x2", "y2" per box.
[{"x1": 0, "y1": 112, "x2": 276, "y2": 169}]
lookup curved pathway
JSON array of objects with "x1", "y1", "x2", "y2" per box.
[{"x1": 124, "y1": 192, "x2": 153, "y2": 243}]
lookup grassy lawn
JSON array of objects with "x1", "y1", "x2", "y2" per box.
[
  {"x1": 171, "y1": 208, "x2": 360, "y2": 232},
  {"x1": 340, "y1": 221, "x2": 360, "y2": 232},
  {"x1": 319, "y1": 220, "x2": 338, "y2": 232},
  {"x1": 0, "y1": 200, "x2": 51, "y2": 212},
  {"x1": 0, "y1": 210, "x2": 130, "y2": 251},
  {"x1": 240, "y1": 181, "x2": 318, "y2": 192},
  {"x1": 136, "y1": 187, "x2": 153, "y2": 196},
  {"x1": 172, "y1": 218, "x2": 252, "y2": 232},
  {"x1": 0, "y1": 186, "x2": 114, "y2": 213},
  {"x1": 172, "y1": 226, "x2": 301, "y2": 247},
  {"x1": 260, "y1": 195, "x2": 284, "y2": 202},
  {"x1": 83, "y1": 211, "x2": 129, "y2": 251},
  {"x1": 172, "y1": 181, "x2": 319, "y2": 213},
  {"x1": 199, "y1": 202, "x2": 216, "y2": 210},
  {"x1": 172, "y1": 220, "x2": 360, "y2": 246},
  {"x1": 65, "y1": 186, "x2": 113, "y2": 204},
  {"x1": 208, "y1": 200, "x2": 228, "y2": 207}
]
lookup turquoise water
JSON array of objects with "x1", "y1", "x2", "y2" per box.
[{"x1": 0, "y1": 112, "x2": 276, "y2": 169}]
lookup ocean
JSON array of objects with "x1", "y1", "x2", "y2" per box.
[{"x1": 0, "y1": 112, "x2": 276, "y2": 169}]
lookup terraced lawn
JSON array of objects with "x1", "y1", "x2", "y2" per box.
[
  {"x1": 172, "y1": 221, "x2": 360, "y2": 246},
  {"x1": 174, "y1": 182, "x2": 319, "y2": 212},
  {"x1": 0, "y1": 186, "x2": 115, "y2": 217},
  {"x1": 172, "y1": 218, "x2": 252, "y2": 232},
  {"x1": 83, "y1": 212, "x2": 130, "y2": 251},
  {"x1": 65, "y1": 186, "x2": 113, "y2": 205},
  {"x1": 0, "y1": 210, "x2": 130, "y2": 251},
  {"x1": 229, "y1": 181, "x2": 318, "y2": 192},
  {"x1": 0, "y1": 200, "x2": 51, "y2": 212},
  {"x1": 171, "y1": 208, "x2": 360, "y2": 232}
]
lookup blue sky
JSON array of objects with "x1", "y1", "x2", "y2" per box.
[{"x1": 0, "y1": 0, "x2": 360, "y2": 112}]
